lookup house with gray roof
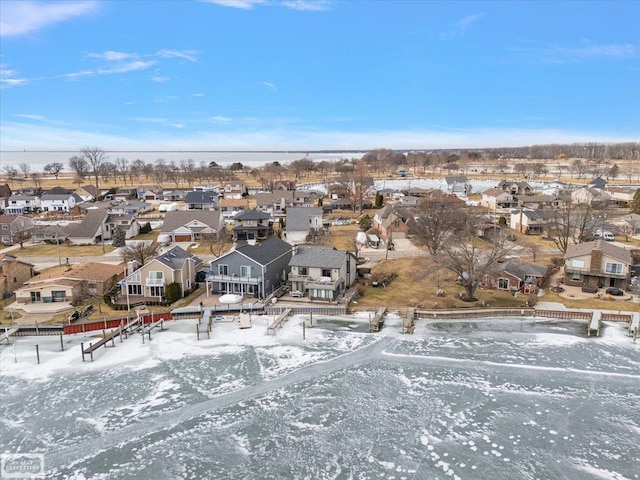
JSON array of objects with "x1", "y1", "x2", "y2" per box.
[
  {"x1": 119, "y1": 246, "x2": 203, "y2": 303},
  {"x1": 255, "y1": 191, "x2": 294, "y2": 214},
  {"x1": 68, "y1": 210, "x2": 139, "y2": 245},
  {"x1": 185, "y1": 190, "x2": 219, "y2": 210},
  {"x1": 285, "y1": 207, "x2": 324, "y2": 244},
  {"x1": 440, "y1": 176, "x2": 471, "y2": 197},
  {"x1": 510, "y1": 208, "x2": 556, "y2": 235},
  {"x1": 288, "y1": 245, "x2": 357, "y2": 301},
  {"x1": 232, "y1": 209, "x2": 272, "y2": 241},
  {"x1": 109, "y1": 201, "x2": 153, "y2": 216},
  {"x1": 207, "y1": 237, "x2": 292, "y2": 299},
  {"x1": 5, "y1": 194, "x2": 39, "y2": 214},
  {"x1": 488, "y1": 261, "x2": 551, "y2": 295},
  {"x1": 160, "y1": 211, "x2": 220, "y2": 243},
  {"x1": 564, "y1": 240, "x2": 633, "y2": 291}
]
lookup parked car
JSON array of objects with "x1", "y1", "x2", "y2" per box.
[{"x1": 605, "y1": 287, "x2": 624, "y2": 296}]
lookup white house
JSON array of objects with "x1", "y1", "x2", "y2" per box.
[
  {"x1": 5, "y1": 194, "x2": 40, "y2": 214},
  {"x1": 440, "y1": 176, "x2": 471, "y2": 197},
  {"x1": 40, "y1": 193, "x2": 81, "y2": 213},
  {"x1": 481, "y1": 188, "x2": 514, "y2": 210},
  {"x1": 285, "y1": 207, "x2": 323, "y2": 244}
]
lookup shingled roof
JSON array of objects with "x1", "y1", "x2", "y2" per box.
[
  {"x1": 236, "y1": 237, "x2": 292, "y2": 265},
  {"x1": 288, "y1": 245, "x2": 348, "y2": 268}
]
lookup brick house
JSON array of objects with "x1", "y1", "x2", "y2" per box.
[
  {"x1": 564, "y1": 240, "x2": 633, "y2": 290},
  {"x1": 0, "y1": 254, "x2": 35, "y2": 299}
]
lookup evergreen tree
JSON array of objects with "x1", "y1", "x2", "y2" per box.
[{"x1": 112, "y1": 227, "x2": 126, "y2": 247}]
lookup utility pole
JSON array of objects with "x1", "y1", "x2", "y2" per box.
[{"x1": 56, "y1": 222, "x2": 62, "y2": 266}]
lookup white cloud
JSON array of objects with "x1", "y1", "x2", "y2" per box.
[
  {"x1": 0, "y1": 0, "x2": 100, "y2": 37},
  {"x1": 193, "y1": 93, "x2": 205, "y2": 97},
  {"x1": 440, "y1": 13, "x2": 485, "y2": 40},
  {"x1": 97, "y1": 60, "x2": 157, "y2": 74},
  {"x1": 151, "y1": 74, "x2": 171, "y2": 83},
  {"x1": 260, "y1": 81, "x2": 277, "y2": 90},
  {"x1": 209, "y1": 116, "x2": 233, "y2": 123},
  {"x1": 157, "y1": 49, "x2": 199, "y2": 63},
  {"x1": 511, "y1": 40, "x2": 637, "y2": 63},
  {"x1": 87, "y1": 51, "x2": 137, "y2": 62},
  {"x1": 14, "y1": 114, "x2": 45, "y2": 121},
  {"x1": 203, "y1": 0, "x2": 265, "y2": 9},
  {"x1": 281, "y1": 1, "x2": 329, "y2": 11}
]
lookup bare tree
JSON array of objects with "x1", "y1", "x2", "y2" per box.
[
  {"x1": 410, "y1": 198, "x2": 467, "y2": 255},
  {"x1": 30, "y1": 171, "x2": 43, "y2": 192},
  {"x1": 120, "y1": 241, "x2": 160, "y2": 266},
  {"x1": 78, "y1": 277, "x2": 118, "y2": 313},
  {"x1": 81, "y1": 146, "x2": 108, "y2": 191},
  {"x1": 439, "y1": 220, "x2": 514, "y2": 301},
  {"x1": 546, "y1": 200, "x2": 599, "y2": 253},
  {"x1": 19, "y1": 163, "x2": 31, "y2": 178},
  {"x1": 11, "y1": 216, "x2": 32, "y2": 249},
  {"x1": 43, "y1": 162, "x2": 64, "y2": 179},
  {"x1": 204, "y1": 230, "x2": 230, "y2": 257},
  {"x1": 115, "y1": 158, "x2": 129, "y2": 185},
  {"x1": 68, "y1": 155, "x2": 90, "y2": 182}
]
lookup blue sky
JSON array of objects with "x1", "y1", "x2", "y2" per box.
[{"x1": 1, "y1": 0, "x2": 638, "y2": 151}]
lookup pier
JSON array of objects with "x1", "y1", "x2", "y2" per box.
[
  {"x1": 629, "y1": 313, "x2": 639, "y2": 342},
  {"x1": 587, "y1": 311, "x2": 602, "y2": 337},
  {"x1": 0, "y1": 327, "x2": 19, "y2": 344},
  {"x1": 369, "y1": 307, "x2": 387, "y2": 333},
  {"x1": 402, "y1": 308, "x2": 415, "y2": 334},
  {"x1": 267, "y1": 308, "x2": 292, "y2": 335}
]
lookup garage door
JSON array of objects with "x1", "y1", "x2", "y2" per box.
[
  {"x1": 392, "y1": 231, "x2": 406, "y2": 239},
  {"x1": 174, "y1": 234, "x2": 192, "y2": 242}
]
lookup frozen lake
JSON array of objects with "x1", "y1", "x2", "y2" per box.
[{"x1": 1, "y1": 313, "x2": 639, "y2": 479}]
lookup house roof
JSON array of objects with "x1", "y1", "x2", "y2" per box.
[
  {"x1": 483, "y1": 188, "x2": 509, "y2": 197},
  {"x1": 40, "y1": 193, "x2": 74, "y2": 201},
  {"x1": 0, "y1": 214, "x2": 29, "y2": 225},
  {"x1": 256, "y1": 191, "x2": 294, "y2": 206},
  {"x1": 184, "y1": 190, "x2": 218, "y2": 204},
  {"x1": 235, "y1": 237, "x2": 292, "y2": 265},
  {"x1": 154, "y1": 245, "x2": 202, "y2": 270},
  {"x1": 501, "y1": 261, "x2": 549, "y2": 281},
  {"x1": 68, "y1": 209, "x2": 108, "y2": 238},
  {"x1": 512, "y1": 209, "x2": 555, "y2": 221},
  {"x1": 161, "y1": 210, "x2": 220, "y2": 233},
  {"x1": 78, "y1": 185, "x2": 99, "y2": 196},
  {"x1": 234, "y1": 209, "x2": 270, "y2": 221},
  {"x1": 8, "y1": 194, "x2": 38, "y2": 201},
  {"x1": 0, "y1": 254, "x2": 34, "y2": 267},
  {"x1": 565, "y1": 240, "x2": 633, "y2": 265},
  {"x1": 45, "y1": 186, "x2": 73, "y2": 195},
  {"x1": 219, "y1": 198, "x2": 249, "y2": 207},
  {"x1": 286, "y1": 207, "x2": 323, "y2": 232},
  {"x1": 25, "y1": 262, "x2": 123, "y2": 284},
  {"x1": 588, "y1": 176, "x2": 607, "y2": 188},
  {"x1": 0, "y1": 184, "x2": 11, "y2": 197},
  {"x1": 289, "y1": 245, "x2": 348, "y2": 268},
  {"x1": 444, "y1": 176, "x2": 469, "y2": 184}
]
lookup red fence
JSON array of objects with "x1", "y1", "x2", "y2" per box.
[{"x1": 64, "y1": 312, "x2": 173, "y2": 335}]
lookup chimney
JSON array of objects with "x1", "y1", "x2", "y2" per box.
[
  {"x1": 292, "y1": 244, "x2": 298, "y2": 256},
  {"x1": 590, "y1": 240, "x2": 603, "y2": 274}
]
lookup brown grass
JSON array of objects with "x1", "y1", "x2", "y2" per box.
[{"x1": 12, "y1": 243, "x2": 116, "y2": 258}]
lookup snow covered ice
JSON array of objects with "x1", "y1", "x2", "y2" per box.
[{"x1": 1, "y1": 313, "x2": 639, "y2": 479}]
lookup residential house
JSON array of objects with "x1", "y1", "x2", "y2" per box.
[
  {"x1": 402, "y1": 187, "x2": 437, "y2": 197},
  {"x1": 516, "y1": 195, "x2": 563, "y2": 209},
  {"x1": 487, "y1": 261, "x2": 551, "y2": 295},
  {"x1": 285, "y1": 207, "x2": 324, "y2": 244},
  {"x1": 588, "y1": 176, "x2": 607, "y2": 189},
  {"x1": 0, "y1": 215, "x2": 34, "y2": 246},
  {"x1": 0, "y1": 184, "x2": 12, "y2": 209},
  {"x1": 541, "y1": 181, "x2": 571, "y2": 196},
  {"x1": 67, "y1": 210, "x2": 139, "y2": 245},
  {"x1": 74, "y1": 185, "x2": 99, "y2": 202},
  {"x1": 564, "y1": 240, "x2": 633, "y2": 290},
  {"x1": 274, "y1": 180, "x2": 296, "y2": 191},
  {"x1": 5, "y1": 194, "x2": 39, "y2": 214},
  {"x1": 207, "y1": 237, "x2": 292, "y2": 298},
  {"x1": 372, "y1": 205, "x2": 413, "y2": 241},
  {"x1": 162, "y1": 189, "x2": 189, "y2": 202},
  {"x1": 160, "y1": 211, "x2": 220, "y2": 243},
  {"x1": 114, "y1": 188, "x2": 137, "y2": 202},
  {"x1": 293, "y1": 190, "x2": 320, "y2": 207},
  {"x1": 232, "y1": 209, "x2": 272, "y2": 241},
  {"x1": 119, "y1": 246, "x2": 202, "y2": 303},
  {"x1": 606, "y1": 187, "x2": 638, "y2": 208},
  {"x1": 137, "y1": 185, "x2": 163, "y2": 201},
  {"x1": 325, "y1": 197, "x2": 353, "y2": 211},
  {"x1": 0, "y1": 254, "x2": 35, "y2": 299},
  {"x1": 441, "y1": 176, "x2": 471, "y2": 197},
  {"x1": 498, "y1": 180, "x2": 533, "y2": 196},
  {"x1": 571, "y1": 187, "x2": 614, "y2": 207},
  {"x1": 288, "y1": 245, "x2": 357, "y2": 301},
  {"x1": 109, "y1": 201, "x2": 153, "y2": 216},
  {"x1": 31, "y1": 223, "x2": 74, "y2": 244},
  {"x1": 45, "y1": 186, "x2": 73, "y2": 195},
  {"x1": 219, "y1": 198, "x2": 249, "y2": 221},
  {"x1": 15, "y1": 262, "x2": 123, "y2": 305},
  {"x1": 255, "y1": 191, "x2": 294, "y2": 215},
  {"x1": 40, "y1": 193, "x2": 82, "y2": 213},
  {"x1": 223, "y1": 181, "x2": 245, "y2": 199},
  {"x1": 398, "y1": 195, "x2": 420, "y2": 207},
  {"x1": 185, "y1": 190, "x2": 219, "y2": 210},
  {"x1": 77, "y1": 200, "x2": 115, "y2": 215},
  {"x1": 509, "y1": 209, "x2": 556, "y2": 235},
  {"x1": 621, "y1": 213, "x2": 640, "y2": 235},
  {"x1": 481, "y1": 188, "x2": 515, "y2": 210}
]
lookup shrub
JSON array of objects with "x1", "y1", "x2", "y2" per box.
[{"x1": 165, "y1": 282, "x2": 182, "y2": 303}]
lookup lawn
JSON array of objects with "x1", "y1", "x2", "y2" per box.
[{"x1": 12, "y1": 243, "x2": 115, "y2": 258}]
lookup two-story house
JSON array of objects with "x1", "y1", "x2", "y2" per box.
[
  {"x1": 288, "y1": 245, "x2": 357, "y2": 301},
  {"x1": 255, "y1": 191, "x2": 294, "y2": 215},
  {"x1": 207, "y1": 237, "x2": 292, "y2": 299},
  {"x1": 223, "y1": 181, "x2": 245, "y2": 199},
  {"x1": 67, "y1": 210, "x2": 139, "y2": 245},
  {"x1": 509, "y1": 209, "x2": 555, "y2": 235},
  {"x1": 120, "y1": 246, "x2": 202, "y2": 303},
  {"x1": 285, "y1": 207, "x2": 324, "y2": 244},
  {"x1": 5, "y1": 194, "x2": 40, "y2": 214},
  {"x1": 441, "y1": 176, "x2": 471, "y2": 197},
  {"x1": 162, "y1": 189, "x2": 189, "y2": 202},
  {"x1": 0, "y1": 254, "x2": 35, "y2": 299},
  {"x1": 40, "y1": 193, "x2": 82, "y2": 213},
  {"x1": 219, "y1": 198, "x2": 249, "y2": 222},
  {"x1": 232, "y1": 209, "x2": 272, "y2": 241},
  {"x1": 160, "y1": 210, "x2": 220, "y2": 243},
  {"x1": 185, "y1": 190, "x2": 218, "y2": 210},
  {"x1": 497, "y1": 180, "x2": 533, "y2": 196},
  {"x1": 0, "y1": 215, "x2": 34, "y2": 246},
  {"x1": 372, "y1": 205, "x2": 413, "y2": 241},
  {"x1": 0, "y1": 184, "x2": 12, "y2": 209},
  {"x1": 481, "y1": 188, "x2": 515, "y2": 210},
  {"x1": 564, "y1": 240, "x2": 633, "y2": 290}
]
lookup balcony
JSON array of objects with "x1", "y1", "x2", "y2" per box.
[
  {"x1": 206, "y1": 274, "x2": 261, "y2": 284},
  {"x1": 305, "y1": 276, "x2": 344, "y2": 290},
  {"x1": 564, "y1": 266, "x2": 629, "y2": 280},
  {"x1": 146, "y1": 278, "x2": 165, "y2": 286}
]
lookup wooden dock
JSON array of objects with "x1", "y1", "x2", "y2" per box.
[
  {"x1": 0, "y1": 327, "x2": 19, "y2": 344},
  {"x1": 267, "y1": 308, "x2": 291, "y2": 335},
  {"x1": 369, "y1": 307, "x2": 387, "y2": 333},
  {"x1": 629, "y1": 313, "x2": 639, "y2": 342},
  {"x1": 402, "y1": 308, "x2": 415, "y2": 334},
  {"x1": 81, "y1": 327, "x2": 122, "y2": 361},
  {"x1": 587, "y1": 311, "x2": 601, "y2": 337},
  {"x1": 239, "y1": 313, "x2": 252, "y2": 329}
]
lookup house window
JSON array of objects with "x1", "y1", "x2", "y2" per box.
[
  {"x1": 570, "y1": 259, "x2": 585, "y2": 269},
  {"x1": 605, "y1": 263, "x2": 622, "y2": 274},
  {"x1": 52, "y1": 291, "x2": 66, "y2": 302},
  {"x1": 322, "y1": 268, "x2": 331, "y2": 278},
  {"x1": 498, "y1": 278, "x2": 509, "y2": 290},
  {"x1": 128, "y1": 284, "x2": 142, "y2": 295},
  {"x1": 218, "y1": 264, "x2": 228, "y2": 275},
  {"x1": 299, "y1": 267, "x2": 308, "y2": 276},
  {"x1": 1, "y1": 225, "x2": 7, "y2": 230},
  {"x1": 245, "y1": 220, "x2": 255, "y2": 226},
  {"x1": 148, "y1": 271, "x2": 164, "y2": 281},
  {"x1": 241, "y1": 265, "x2": 251, "y2": 277},
  {"x1": 572, "y1": 272, "x2": 582, "y2": 282},
  {"x1": 149, "y1": 286, "x2": 165, "y2": 297},
  {"x1": 31, "y1": 291, "x2": 41, "y2": 302}
]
